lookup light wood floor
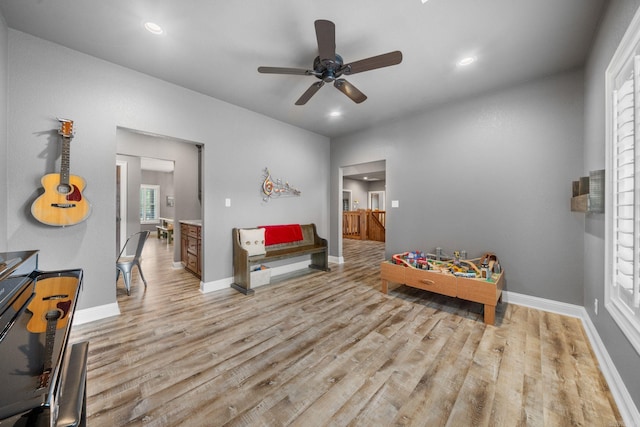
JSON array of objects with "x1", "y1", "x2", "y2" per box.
[{"x1": 70, "y1": 236, "x2": 622, "y2": 426}]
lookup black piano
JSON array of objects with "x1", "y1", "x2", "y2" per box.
[{"x1": 0, "y1": 250, "x2": 88, "y2": 426}]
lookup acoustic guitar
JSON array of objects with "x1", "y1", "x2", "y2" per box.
[
  {"x1": 26, "y1": 276, "x2": 78, "y2": 389},
  {"x1": 31, "y1": 119, "x2": 91, "y2": 226}
]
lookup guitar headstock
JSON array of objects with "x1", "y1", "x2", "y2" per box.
[{"x1": 57, "y1": 118, "x2": 74, "y2": 139}]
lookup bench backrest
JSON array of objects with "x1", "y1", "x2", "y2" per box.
[
  {"x1": 263, "y1": 224, "x2": 316, "y2": 250},
  {"x1": 233, "y1": 224, "x2": 322, "y2": 254}
]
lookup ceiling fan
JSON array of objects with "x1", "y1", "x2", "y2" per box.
[{"x1": 258, "y1": 20, "x2": 403, "y2": 105}]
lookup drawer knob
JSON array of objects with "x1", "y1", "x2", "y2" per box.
[{"x1": 420, "y1": 279, "x2": 435, "y2": 285}]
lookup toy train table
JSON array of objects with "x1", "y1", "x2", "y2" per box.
[{"x1": 380, "y1": 251, "x2": 504, "y2": 325}]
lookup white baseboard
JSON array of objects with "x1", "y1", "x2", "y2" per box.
[
  {"x1": 73, "y1": 302, "x2": 120, "y2": 325},
  {"x1": 329, "y1": 255, "x2": 344, "y2": 265},
  {"x1": 502, "y1": 290, "x2": 584, "y2": 318},
  {"x1": 172, "y1": 261, "x2": 183, "y2": 269},
  {"x1": 200, "y1": 277, "x2": 230, "y2": 293},
  {"x1": 503, "y1": 291, "x2": 640, "y2": 426}
]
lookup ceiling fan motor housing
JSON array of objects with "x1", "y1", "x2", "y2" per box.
[{"x1": 314, "y1": 54, "x2": 345, "y2": 82}]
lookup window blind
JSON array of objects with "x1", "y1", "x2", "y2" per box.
[
  {"x1": 613, "y1": 57, "x2": 640, "y2": 309},
  {"x1": 605, "y1": 8, "x2": 640, "y2": 356}
]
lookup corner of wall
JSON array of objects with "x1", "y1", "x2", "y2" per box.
[{"x1": 0, "y1": 12, "x2": 9, "y2": 251}]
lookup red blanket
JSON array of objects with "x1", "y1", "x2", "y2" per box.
[{"x1": 259, "y1": 224, "x2": 303, "y2": 246}]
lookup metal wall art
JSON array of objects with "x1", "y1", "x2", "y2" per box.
[{"x1": 261, "y1": 167, "x2": 301, "y2": 202}]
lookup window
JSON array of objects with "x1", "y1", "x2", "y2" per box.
[
  {"x1": 140, "y1": 184, "x2": 160, "y2": 224},
  {"x1": 605, "y1": 8, "x2": 640, "y2": 355}
]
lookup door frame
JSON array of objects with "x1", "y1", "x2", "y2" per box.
[
  {"x1": 116, "y1": 160, "x2": 128, "y2": 254},
  {"x1": 368, "y1": 190, "x2": 385, "y2": 210}
]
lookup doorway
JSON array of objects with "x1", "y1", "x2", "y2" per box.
[
  {"x1": 115, "y1": 128, "x2": 202, "y2": 269},
  {"x1": 341, "y1": 160, "x2": 386, "y2": 260},
  {"x1": 368, "y1": 191, "x2": 385, "y2": 210}
]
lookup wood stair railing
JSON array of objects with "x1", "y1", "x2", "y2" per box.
[
  {"x1": 367, "y1": 210, "x2": 385, "y2": 242},
  {"x1": 342, "y1": 209, "x2": 385, "y2": 242}
]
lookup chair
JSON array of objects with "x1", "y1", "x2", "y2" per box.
[{"x1": 116, "y1": 231, "x2": 149, "y2": 295}]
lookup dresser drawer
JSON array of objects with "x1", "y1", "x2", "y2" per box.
[
  {"x1": 186, "y1": 252, "x2": 198, "y2": 272},
  {"x1": 187, "y1": 237, "x2": 198, "y2": 253},
  {"x1": 404, "y1": 268, "x2": 457, "y2": 297},
  {"x1": 187, "y1": 225, "x2": 200, "y2": 238}
]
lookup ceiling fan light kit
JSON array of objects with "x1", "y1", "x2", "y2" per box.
[{"x1": 258, "y1": 19, "x2": 402, "y2": 105}]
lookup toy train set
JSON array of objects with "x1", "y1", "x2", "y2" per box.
[
  {"x1": 391, "y1": 248, "x2": 501, "y2": 281},
  {"x1": 381, "y1": 248, "x2": 505, "y2": 325}
]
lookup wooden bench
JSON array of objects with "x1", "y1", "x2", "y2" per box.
[
  {"x1": 232, "y1": 223, "x2": 330, "y2": 295},
  {"x1": 156, "y1": 218, "x2": 174, "y2": 243}
]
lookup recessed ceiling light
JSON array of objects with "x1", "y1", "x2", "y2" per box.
[
  {"x1": 328, "y1": 111, "x2": 342, "y2": 117},
  {"x1": 422, "y1": 0, "x2": 429, "y2": 3},
  {"x1": 457, "y1": 56, "x2": 477, "y2": 67},
  {"x1": 363, "y1": 176, "x2": 368, "y2": 180},
  {"x1": 144, "y1": 22, "x2": 164, "y2": 35}
]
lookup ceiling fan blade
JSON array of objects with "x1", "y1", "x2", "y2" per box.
[
  {"x1": 258, "y1": 66, "x2": 314, "y2": 75},
  {"x1": 334, "y1": 79, "x2": 367, "y2": 104},
  {"x1": 315, "y1": 20, "x2": 336, "y2": 61},
  {"x1": 342, "y1": 50, "x2": 403, "y2": 75},
  {"x1": 295, "y1": 81, "x2": 325, "y2": 105}
]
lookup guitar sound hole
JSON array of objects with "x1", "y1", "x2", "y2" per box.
[{"x1": 57, "y1": 184, "x2": 71, "y2": 195}]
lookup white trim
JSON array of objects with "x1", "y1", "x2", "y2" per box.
[
  {"x1": 200, "y1": 277, "x2": 229, "y2": 293},
  {"x1": 116, "y1": 160, "x2": 128, "y2": 252},
  {"x1": 503, "y1": 291, "x2": 640, "y2": 425},
  {"x1": 342, "y1": 189, "x2": 352, "y2": 212},
  {"x1": 329, "y1": 255, "x2": 344, "y2": 265},
  {"x1": 605, "y1": 299, "x2": 640, "y2": 354},
  {"x1": 368, "y1": 190, "x2": 385, "y2": 210},
  {"x1": 502, "y1": 290, "x2": 584, "y2": 318},
  {"x1": 73, "y1": 302, "x2": 120, "y2": 325},
  {"x1": 605, "y1": 4, "x2": 640, "y2": 357},
  {"x1": 581, "y1": 309, "x2": 640, "y2": 426}
]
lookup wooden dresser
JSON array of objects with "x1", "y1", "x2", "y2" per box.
[{"x1": 180, "y1": 220, "x2": 202, "y2": 278}]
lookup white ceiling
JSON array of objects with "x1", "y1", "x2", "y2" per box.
[{"x1": 0, "y1": 0, "x2": 606, "y2": 138}]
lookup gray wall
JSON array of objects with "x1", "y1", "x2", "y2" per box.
[
  {"x1": 6, "y1": 29, "x2": 329, "y2": 311},
  {"x1": 583, "y1": 0, "x2": 640, "y2": 410},
  {"x1": 332, "y1": 69, "x2": 585, "y2": 305},
  {"x1": 0, "y1": 13, "x2": 7, "y2": 252},
  {"x1": 343, "y1": 178, "x2": 386, "y2": 210},
  {"x1": 368, "y1": 181, "x2": 386, "y2": 193},
  {"x1": 343, "y1": 179, "x2": 368, "y2": 210}
]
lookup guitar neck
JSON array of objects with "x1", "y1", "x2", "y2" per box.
[
  {"x1": 38, "y1": 310, "x2": 61, "y2": 389},
  {"x1": 60, "y1": 136, "x2": 71, "y2": 186}
]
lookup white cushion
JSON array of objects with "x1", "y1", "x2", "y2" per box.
[{"x1": 239, "y1": 228, "x2": 266, "y2": 256}]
